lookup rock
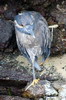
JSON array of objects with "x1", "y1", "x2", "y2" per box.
[
  {"x1": 46, "y1": 97, "x2": 59, "y2": 100},
  {"x1": 33, "y1": 6, "x2": 46, "y2": 17},
  {"x1": 4, "y1": 9, "x2": 16, "y2": 20},
  {"x1": 59, "y1": 85, "x2": 66, "y2": 100},
  {"x1": 46, "y1": 1, "x2": 66, "y2": 55},
  {"x1": 50, "y1": 25, "x2": 66, "y2": 55},
  {"x1": 0, "y1": 62, "x2": 32, "y2": 96},
  {"x1": 0, "y1": 0, "x2": 60, "y2": 7},
  {"x1": 51, "y1": 2, "x2": 66, "y2": 25},
  {"x1": 39, "y1": 98, "x2": 44, "y2": 100},
  {"x1": 22, "y1": 80, "x2": 45, "y2": 98},
  {"x1": 22, "y1": 80, "x2": 58, "y2": 98},
  {"x1": 0, "y1": 86, "x2": 22, "y2": 96},
  {"x1": 0, "y1": 18, "x2": 16, "y2": 52},
  {"x1": 47, "y1": 1, "x2": 66, "y2": 55},
  {"x1": 52, "y1": 80, "x2": 66, "y2": 90},
  {"x1": 0, "y1": 95, "x2": 30, "y2": 100},
  {"x1": 0, "y1": 63, "x2": 32, "y2": 82},
  {"x1": 24, "y1": 0, "x2": 61, "y2": 7},
  {"x1": 43, "y1": 80, "x2": 58, "y2": 96},
  {"x1": 0, "y1": 6, "x2": 6, "y2": 14}
]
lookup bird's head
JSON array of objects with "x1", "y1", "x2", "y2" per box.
[{"x1": 14, "y1": 11, "x2": 35, "y2": 37}]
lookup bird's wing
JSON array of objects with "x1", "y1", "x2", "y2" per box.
[
  {"x1": 34, "y1": 15, "x2": 52, "y2": 61},
  {"x1": 41, "y1": 19, "x2": 52, "y2": 60}
]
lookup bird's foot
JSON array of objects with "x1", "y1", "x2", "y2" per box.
[
  {"x1": 40, "y1": 62, "x2": 44, "y2": 66},
  {"x1": 25, "y1": 79, "x2": 40, "y2": 90},
  {"x1": 31, "y1": 78, "x2": 40, "y2": 86}
]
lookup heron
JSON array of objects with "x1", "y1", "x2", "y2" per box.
[{"x1": 14, "y1": 11, "x2": 53, "y2": 86}]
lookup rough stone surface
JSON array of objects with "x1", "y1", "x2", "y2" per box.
[
  {"x1": 0, "y1": 19, "x2": 16, "y2": 52},
  {"x1": 49, "y1": 1, "x2": 66, "y2": 54},
  {"x1": 51, "y1": 27, "x2": 66, "y2": 54},
  {"x1": 43, "y1": 80, "x2": 58, "y2": 96},
  {"x1": 4, "y1": 9, "x2": 16, "y2": 20},
  {"x1": 59, "y1": 85, "x2": 66, "y2": 100},
  {"x1": 23, "y1": 0, "x2": 57, "y2": 7},
  {"x1": 0, "y1": 0, "x2": 60, "y2": 7},
  {"x1": 0, "y1": 95, "x2": 30, "y2": 100},
  {"x1": 39, "y1": 98, "x2": 44, "y2": 100},
  {"x1": 0, "y1": 86, "x2": 29, "y2": 96},
  {"x1": 0, "y1": 63, "x2": 32, "y2": 82},
  {"x1": 52, "y1": 80, "x2": 66, "y2": 90},
  {"x1": 46, "y1": 97, "x2": 59, "y2": 100},
  {"x1": 51, "y1": 3, "x2": 66, "y2": 25},
  {"x1": 23, "y1": 80, "x2": 58, "y2": 98}
]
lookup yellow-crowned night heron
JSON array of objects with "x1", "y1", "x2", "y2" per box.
[{"x1": 14, "y1": 11, "x2": 52, "y2": 85}]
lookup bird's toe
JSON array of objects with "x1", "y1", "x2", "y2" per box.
[{"x1": 25, "y1": 79, "x2": 40, "y2": 90}]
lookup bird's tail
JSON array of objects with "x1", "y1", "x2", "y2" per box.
[{"x1": 34, "y1": 61, "x2": 41, "y2": 71}]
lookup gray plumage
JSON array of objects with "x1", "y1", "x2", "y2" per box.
[{"x1": 14, "y1": 11, "x2": 52, "y2": 79}]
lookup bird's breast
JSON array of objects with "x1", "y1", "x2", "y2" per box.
[{"x1": 16, "y1": 30, "x2": 36, "y2": 46}]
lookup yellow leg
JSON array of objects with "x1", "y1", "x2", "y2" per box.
[
  {"x1": 40, "y1": 70, "x2": 45, "y2": 77},
  {"x1": 40, "y1": 62, "x2": 44, "y2": 66},
  {"x1": 31, "y1": 78, "x2": 40, "y2": 85},
  {"x1": 25, "y1": 78, "x2": 40, "y2": 90},
  {"x1": 25, "y1": 61, "x2": 46, "y2": 91},
  {"x1": 40, "y1": 59, "x2": 48, "y2": 77}
]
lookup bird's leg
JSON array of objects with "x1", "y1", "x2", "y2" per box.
[
  {"x1": 39, "y1": 62, "x2": 45, "y2": 77},
  {"x1": 40, "y1": 62, "x2": 44, "y2": 66},
  {"x1": 33, "y1": 64, "x2": 36, "y2": 80},
  {"x1": 31, "y1": 64, "x2": 40, "y2": 86},
  {"x1": 25, "y1": 65, "x2": 39, "y2": 90}
]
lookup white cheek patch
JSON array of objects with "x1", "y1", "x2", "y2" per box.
[
  {"x1": 14, "y1": 20, "x2": 23, "y2": 28},
  {"x1": 18, "y1": 13, "x2": 22, "y2": 15}
]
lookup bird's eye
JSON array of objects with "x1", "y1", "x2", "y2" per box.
[{"x1": 20, "y1": 24, "x2": 24, "y2": 27}]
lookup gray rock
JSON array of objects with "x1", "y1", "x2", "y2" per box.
[
  {"x1": 4, "y1": 9, "x2": 16, "y2": 20},
  {"x1": 0, "y1": 18, "x2": 16, "y2": 52},
  {"x1": 59, "y1": 85, "x2": 66, "y2": 100},
  {"x1": 0, "y1": 64, "x2": 32, "y2": 82},
  {"x1": 23, "y1": 0, "x2": 59, "y2": 6},
  {"x1": 52, "y1": 80, "x2": 66, "y2": 90},
  {"x1": 44, "y1": 80, "x2": 58, "y2": 96},
  {"x1": 0, "y1": 95, "x2": 30, "y2": 100},
  {"x1": 24, "y1": 80, "x2": 58, "y2": 98},
  {"x1": 46, "y1": 97, "x2": 59, "y2": 100},
  {"x1": 39, "y1": 98, "x2": 44, "y2": 100},
  {"x1": 51, "y1": 4, "x2": 66, "y2": 25},
  {"x1": 48, "y1": 2, "x2": 66, "y2": 54},
  {"x1": 50, "y1": 26, "x2": 66, "y2": 54}
]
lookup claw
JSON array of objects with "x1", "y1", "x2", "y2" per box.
[
  {"x1": 32, "y1": 79, "x2": 40, "y2": 85},
  {"x1": 25, "y1": 79, "x2": 40, "y2": 91},
  {"x1": 40, "y1": 62, "x2": 44, "y2": 66}
]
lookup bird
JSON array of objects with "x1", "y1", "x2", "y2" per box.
[{"x1": 14, "y1": 11, "x2": 53, "y2": 86}]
